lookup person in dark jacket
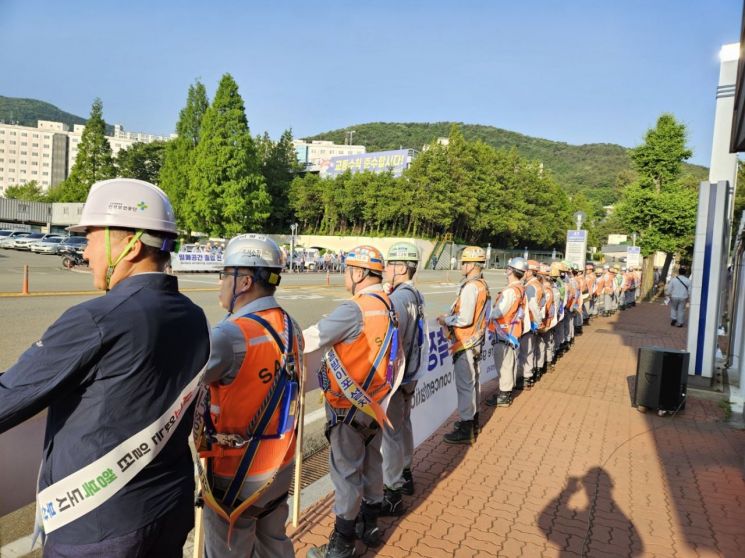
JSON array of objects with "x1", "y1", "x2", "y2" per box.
[{"x1": 0, "y1": 178, "x2": 210, "y2": 557}]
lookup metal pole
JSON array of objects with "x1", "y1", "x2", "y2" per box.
[{"x1": 291, "y1": 355, "x2": 307, "y2": 527}]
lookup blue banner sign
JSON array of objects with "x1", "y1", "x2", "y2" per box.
[
  {"x1": 567, "y1": 230, "x2": 587, "y2": 242},
  {"x1": 325, "y1": 149, "x2": 409, "y2": 177}
]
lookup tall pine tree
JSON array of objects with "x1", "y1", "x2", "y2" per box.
[
  {"x1": 159, "y1": 80, "x2": 208, "y2": 224},
  {"x1": 187, "y1": 74, "x2": 270, "y2": 236},
  {"x1": 48, "y1": 98, "x2": 114, "y2": 202},
  {"x1": 257, "y1": 129, "x2": 301, "y2": 232}
]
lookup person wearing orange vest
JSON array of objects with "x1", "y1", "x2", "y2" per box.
[
  {"x1": 485, "y1": 257, "x2": 527, "y2": 407},
  {"x1": 536, "y1": 263, "x2": 556, "y2": 376},
  {"x1": 572, "y1": 264, "x2": 585, "y2": 336},
  {"x1": 518, "y1": 260, "x2": 544, "y2": 389},
  {"x1": 600, "y1": 265, "x2": 614, "y2": 317},
  {"x1": 545, "y1": 263, "x2": 562, "y2": 368},
  {"x1": 634, "y1": 266, "x2": 642, "y2": 303},
  {"x1": 196, "y1": 234, "x2": 303, "y2": 557},
  {"x1": 304, "y1": 245, "x2": 400, "y2": 558},
  {"x1": 437, "y1": 246, "x2": 490, "y2": 444},
  {"x1": 560, "y1": 261, "x2": 576, "y2": 353},
  {"x1": 380, "y1": 242, "x2": 425, "y2": 516},
  {"x1": 552, "y1": 262, "x2": 568, "y2": 358},
  {"x1": 584, "y1": 262, "x2": 597, "y2": 321}
]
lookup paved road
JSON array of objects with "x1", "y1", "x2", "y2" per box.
[{"x1": 0, "y1": 248, "x2": 506, "y2": 553}]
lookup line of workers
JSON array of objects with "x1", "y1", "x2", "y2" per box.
[
  {"x1": 197, "y1": 235, "x2": 642, "y2": 558},
  {"x1": 0, "y1": 179, "x2": 644, "y2": 558}
]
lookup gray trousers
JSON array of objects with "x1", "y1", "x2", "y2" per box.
[
  {"x1": 495, "y1": 342, "x2": 517, "y2": 392},
  {"x1": 670, "y1": 297, "x2": 687, "y2": 325},
  {"x1": 203, "y1": 465, "x2": 295, "y2": 558},
  {"x1": 326, "y1": 405, "x2": 384, "y2": 520},
  {"x1": 604, "y1": 293, "x2": 614, "y2": 312},
  {"x1": 536, "y1": 331, "x2": 546, "y2": 369},
  {"x1": 554, "y1": 317, "x2": 565, "y2": 348},
  {"x1": 574, "y1": 308, "x2": 583, "y2": 328},
  {"x1": 518, "y1": 332, "x2": 536, "y2": 379},
  {"x1": 625, "y1": 290, "x2": 635, "y2": 306},
  {"x1": 542, "y1": 330, "x2": 555, "y2": 363},
  {"x1": 453, "y1": 348, "x2": 480, "y2": 420},
  {"x1": 381, "y1": 381, "x2": 417, "y2": 489}
]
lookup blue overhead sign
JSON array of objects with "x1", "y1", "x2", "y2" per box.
[{"x1": 324, "y1": 149, "x2": 409, "y2": 177}]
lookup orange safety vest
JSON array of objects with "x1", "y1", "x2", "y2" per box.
[
  {"x1": 324, "y1": 291, "x2": 394, "y2": 409},
  {"x1": 206, "y1": 308, "x2": 299, "y2": 479},
  {"x1": 492, "y1": 282, "x2": 524, "y2": 338},
  {"x1": 585, "y1": 272, "x2": 596, "y2": 294},
  {"x1": 451, "y1": 277, "x2": 490, "y2": 353},
  {"x1": 526, "y1": 277, "x2": 544, "y2": 323},
  {"x1": 540, "y1": 283, "x2": 555, "y2": 331}
]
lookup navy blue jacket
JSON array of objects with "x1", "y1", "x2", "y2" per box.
[{"x1": 0, "y1": 273, "x2": 210, "y2": 544}]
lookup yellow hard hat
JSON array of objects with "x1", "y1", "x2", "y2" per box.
[
  {"x1": 346, "y1": 245, "x2": 385, "y2": 273},
  {"x1": 461, "y1": 246, "x2": 486, "y2": 263}
]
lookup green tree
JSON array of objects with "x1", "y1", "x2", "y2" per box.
[
  {"x1": 116, "y1": 141, "x2": 166, "y2": 184},
  {"x1": 4, "y1": 180, "x2": 47, "y2": 201},
  {"x1": 159, "y1": 80, "x2": 209, "y2": 223},
  {"x1": 187, "y1": 74, "x2": 270, "y2": 236},
  {"x1": 630, "y1": 113, "x2": 693, "y2": 193},
  {"x1": 615, "y1": 113, "x2": 698, "y2": 297},
  {"x1": 257, "y1": 129, "x2": 301, "y2": 232},
  {"x1": 50, "y1": 98, "x2": 115, "y2": 202}
]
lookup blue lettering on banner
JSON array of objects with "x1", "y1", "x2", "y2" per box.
[{"x1": 427, "y1": 330, "x2": 450, "y2": 371}]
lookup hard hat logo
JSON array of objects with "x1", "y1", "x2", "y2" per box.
[{"x1": 137, "y1": 201, "x2": 148, "y2": 211}]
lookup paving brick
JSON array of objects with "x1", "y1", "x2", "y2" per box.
[{"x1": 290, "y1": 303, "x2": 745, "y2": 557}]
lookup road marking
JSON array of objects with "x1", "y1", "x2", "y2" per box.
[{"x1": 0, "y1": 533, "x2": 34, "y2": 557}]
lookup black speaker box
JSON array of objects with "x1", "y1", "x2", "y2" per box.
[{"x1": 634, "y1": 347, "x2": 689, "y2": 411}]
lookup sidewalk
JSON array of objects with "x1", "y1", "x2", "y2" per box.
[{"x1": 288, "y1": 303, "x2": 745, "y2": 557}]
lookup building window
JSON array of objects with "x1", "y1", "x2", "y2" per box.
[
  {"x1": 21, "y1": 132, "x2": 27, "y2": 136},
  {"x1": 21, "y1": 142, "x2": 27, "y2": 146},
  {"x1": 42, "y1": 171, "x2": 49, "y2": 176},
  {"x1": 42, "y1": 153, "x2": 49, "y2": 157},
  {"x1": 32, "y1": 143, "x2": 38, "y2": 147},
  {"x1": 9, "y1": 141, "x2": 15, "y2": 145},
  {"x1": 20, "y1": 151, "x2": 27, "y2": 155},
  {"x1": 32, "y1": 161, "x2": 38, "y2": 166},
  {"x1": 33, "y1": 133, "x2": 39, "y2": 138},
  {"x1": 43, "y1": 144, "x2": 49, "y2": 148},
  {"x1": 42, "y1": 162, "x2": 49, "y2": 167},
  {"x1": 31, "y1": 171, "x2": 37, "y2": 175},
  {"x1": 10, "y1": 131, "x2": 15, "y2": 135},
  {"x1": 20, "y1": 169, "x2": 26, "y2": 174}
]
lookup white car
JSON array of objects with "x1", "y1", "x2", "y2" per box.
[
  {"x1": 13, "y1": 233, "x2": 64, "y2": 250},
  {"x1": 0, "y1": 231, "x2": 30, "y2": 248},
  {"x1": 31, "y1": 237, "x2": 66, "y2": 254}
]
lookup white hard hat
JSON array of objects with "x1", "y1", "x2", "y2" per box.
[
  {"x1": 223, "y1": 234, "x2": 284, "y2": 269},
  {"x1": 67, "y1": 179, "x2": 177, "y2": 247},
  {"x1": 507, "y1": 256, "x2": 528, "y2": 274},
  {"x1": 386, "y1": 241, "x2": 419, "y2": 262}
]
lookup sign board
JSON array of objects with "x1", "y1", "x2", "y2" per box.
[
  {"x1": 626, "y1": 246, "x2": 641, "y2": 268},
  {"x1": 565, "y1": 230, "x2": 587, "y2": 268},
  {"x1": 323, "y1": 149, "x2": 409, "y2": 178},
  {"x1": 170, "y1": 245, "x2": 223, "y2": 272}
]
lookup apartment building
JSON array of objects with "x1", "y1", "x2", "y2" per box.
[
  {"x1": 293, "y1": 139, "x2": 366, "y2": 168},
  {"x1": 0, "y1": 120, "x2": 170, "y2": 196}
]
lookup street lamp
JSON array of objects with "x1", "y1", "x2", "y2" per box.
[{"x1": 290, "y1": 223, "x2": 298, "y2": 273}]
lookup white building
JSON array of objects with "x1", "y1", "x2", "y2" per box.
[
  {"x1": 293, "y1": 139, "x2": 365, "y2": 169},
  {"x1": 0, "y1": 119, "x2": 170, "y2": 196}
]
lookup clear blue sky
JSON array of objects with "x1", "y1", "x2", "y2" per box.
[{"x1": 1, "y1": 0, "x2": 741, "y2": 165}]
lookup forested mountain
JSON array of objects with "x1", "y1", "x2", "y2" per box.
[
  {"x1": 0, "y1": 96, "x2": 113, "y2": 134},
  {"x1": 305, "y1": 122, "x2": 708, "y2": 206}
]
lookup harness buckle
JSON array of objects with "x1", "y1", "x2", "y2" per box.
[{"x1": 213, "y1": 433, "x2": 250, "y2": 448}]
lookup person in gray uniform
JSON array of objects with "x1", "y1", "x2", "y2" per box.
[
  {"x1": 665, "y1": 265, "x2": 691, "y2": 327},
  {"x1": 380, "y1": 242, "x2": 425, "y2": 516}
]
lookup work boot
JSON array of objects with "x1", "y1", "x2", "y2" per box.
[
  {"x1": 454, "y1": 412, "x2": 479, "y2": 434},
  {"x1": 380, "y1": 487, "x2": 405, "y2": 517},
  {"x1": 355, "y1": 501, "x2": 382, "y2": 547},
  {"x1": 401, "y1": 468, "x2": 414, "y2": 496},
  {"x1": 443, "y1": 419, "x2": 475, "y2": 445},
  {"x1": 486, "y1": 391, "x2": 512, "y2": 407},
  {"x1": 514, "y1": 377, "x2": 525, "y2": 391},
  {"x1": 525, "y1": 377, "x2": 535, "y2": 390},
  {"x1": 307, "y1": 523, "x2": 356, "y2": 558}
]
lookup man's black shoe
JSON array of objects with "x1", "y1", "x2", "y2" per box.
[
  {"x1": 486, "y1": 391, "x2": 512, "y2": 407},
  {"x1": 380, "y1": 487, "x2": 405, "y2": 517},
  {"x1": 401, "y1": 468, "x2": 414, "y2": 496},
  {"x1": 443, "y1": 419, "x2": 475, "y2": 445},
  {"x1": 355, "y1": 502, "x2": 382, "y2": 548},
  {"x1": 307, "y1": 529, "x2": 356, "y2": 558}
]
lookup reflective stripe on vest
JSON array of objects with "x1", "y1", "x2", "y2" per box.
[
  {"x1": 494, "y1": 284, "x2": 524, "y2": 339},
  {"x1": 451, "y1": 278, "x2": 490, "y2": 353},
  {"x1": 206, "y1": 308, "x2": 299, "y2": 479},
  {"x1": 324, "y1": 291, "x2": 394, "y2": 409}
]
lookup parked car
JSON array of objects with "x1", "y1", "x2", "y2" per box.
[
  {"x1": 31, "y1": 237, "x2": 66, "y2": 254},
  {"x1": 13, "y1": 233, "x2": 64, "y2": 250},
  {"x1": 0, "y1": 231, "x2": 30, "y2": 248},
  {"x1": 57, "y1": 236, "x2": 88, "y2": 252}
]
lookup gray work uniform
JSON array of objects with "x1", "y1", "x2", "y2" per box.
[
  {"x1": 665, "y1": 275, "x2": 691, "y2": 325},
  {"x1": 492, "y1": 282, "x2": 521, "y2": 392},
  {"x1": 382, "y1": 282, "x2": 423, "y2": 490},
  {"x1": 519, "y1": 277, "x2": 542, "y2": 380},
  {"x1": 202, "y1": 296, "x2": 298, "y2": 558},
  {"x1": 303, "y1": 284, "x2": 389, "y2": 521},
  {"x1": 444, "y1": 278, "x2": 486, "y2": 420}
]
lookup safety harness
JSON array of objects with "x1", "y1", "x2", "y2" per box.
[{"x1": 194, "y1": 310, "x2": 301, "y2": 545}]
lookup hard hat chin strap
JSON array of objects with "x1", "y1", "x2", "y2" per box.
[{"x1": 105, "y1": 228, "x2": 144, "y2": 291}]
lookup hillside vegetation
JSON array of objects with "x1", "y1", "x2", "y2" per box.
[
  {"x1": 305, "y1": 122, "x2": 708, "y2": 206},
  {"x1": 0, "y1": 96, "x2": 113, "y2": 134}
]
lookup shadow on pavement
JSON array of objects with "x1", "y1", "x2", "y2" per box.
[{"x1": 538, "y1": 467, "x2": 644, "y2": 557}]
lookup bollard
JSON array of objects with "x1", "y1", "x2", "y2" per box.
[
  {"x1": 326, "y1": 270, "x2": 330, "y2": 286},
  {"x1": 22, "y1": 265, "x2": 29, "y2": 295}
]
